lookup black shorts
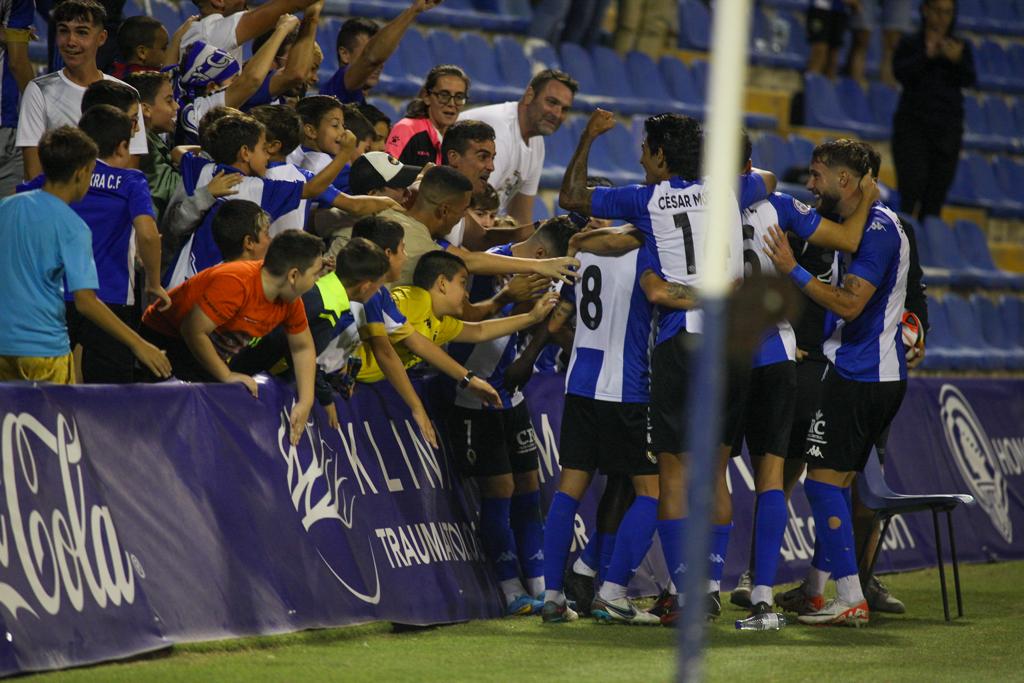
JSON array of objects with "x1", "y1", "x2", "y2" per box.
[
  {"x1": 66, "y1": 302, "x2": 138, "y2": 383},
  {"x1": 807, "y1": 7, "x2": 849, "y2": 47},
  {"x1": 447, "y1": 402, "x2": 540, "y2": 478},
  {"x1": 139, "y1": 323, "x2": 215, "y2": 382},
  {"x1": 803, "y1": 364, "x2": 906, "y2": 473},
  {"x1": 787, "y1": 357, "x2": 827, "y2": 459},
  {"x1": 559, "y1": 395, "x2": 657, "y2": 476},
  {"x1": 733, "y1": 360, "x2": 797, "y2": 459},
  {"x1": 648, "y1": 331, "x2": 750, "y2": 455}
]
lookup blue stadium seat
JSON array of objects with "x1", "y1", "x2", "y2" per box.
[
  {"x1": 981, "y1": 0, "x2": 1024, "y2": 37},
  {"x1": 965, "y1": 153, "x2": 1024, "y2": 217},
  {"x1": 944, "y1": 294, "x2": 1002, "y2": 370},
  {"x1": 678, "y1": 0, "x2": 711, "y2": 51},
  {"x1": 962, "y1": 95, "x2": 1002, "y2": 152},
  {"x1": 589, "y1": 46, "x2": 662, "y2": 114},
  {"x1": 922, "y1": 216, "x2": 978, "y2": 287},
  {"x1": 752, "y1": 132, "x2": 789, "y2": 176},
  {"x1": 957, "y1": 0, "x2": 992, "y2": 33},
  {"x1": 659, "y1": 56, "x2": 703, "y2": 110},
  {"x1": 787, "y1": 134, "x2": 814, "y2": 171},
  {"x1": 366, "y1": 97, "x2": 399, "y2": 124},
  {"x1": 954, "y1": 220, "x2": 1024, "y2": 290},
  {"x1": 122, "y1": 0, "x2": 144, "y2": 17},
  {"x1": 908, "y1": 215, "x2": 950, "y2": 287},
  {"x1": 835, "y1": 78, "x2": 889, "y2": 139},
  {"x1": 868, "y1": 82, "x2": 899, "y2": 131},
  {"x1": 459, "y1": 33, "x2": 521, "y2": 103},
  {"x1": 494, "y1": 36, "x2": 532, "y2": 89},
  {"x1": 975, "y1": 40, "x2": 1021, "y2": 93},
  {"x1": 750, "y1": 6, "x2": 804, "y2": 70},
  {"x1": 803, "y1": 74, "x2": 865, "y2": 135},
  {"x1": 557, "y1": 44, "x2": 622, "y2": 110},
  {"x1": 918, "y1": 299, "x2": 963, "y2": 370},
  {"x1": 625, "y1": 51, "x2": 702, "y2": 117},
  {"x1": 152, "y1": 1, "x2": 185, "y2": 34},
  {"x1": 525, "y1": 40, "x2": 561, "y2": 72},
  {"x1": 994, "y1": 157, "x2": 1024, "y2": 212},
  {"x1": 975, "y1": 296, "x2": 1024, "y2": 369},
  {"x1": 427, "y1": 31, "x2": 465, "y2": 70},
  {"x1": 316, "y1": 19, "x2": 340, "y2": 76},
  {"x1": 533, "y1": 195, "x2": 552, "y2": 222},
  {"x1": 984, "y1": 97, "x2": 1022, "y2": 152},
  {"x1": 687, "y1": 60, "x2": 774, "y2": 127},
  {"x1": 539, "y1": 120, "x2": 575, "y2": 189},
  {"x1": 946, "y1": 157, "x2": 977, "y2": 207},
  {"x1": 588, "y1": 121, "x2": 638, "y2": 185}
]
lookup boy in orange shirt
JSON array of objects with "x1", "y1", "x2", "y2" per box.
[{"x1": 141, "y1": 230, "x2": 323, "y2": 444}]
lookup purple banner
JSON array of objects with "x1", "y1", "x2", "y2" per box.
[{"x1": 0, "y1": 373, "x2": 1021, "y2": 676}]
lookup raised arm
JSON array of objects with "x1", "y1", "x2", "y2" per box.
[
  {"x1": 235, "y1": 0, "x2": 318, "y2": 47},
  {"x1": 448, "y1": 244, "x2": 579, "y2": 284},
  {"x1": 639, "y1": 270, "x2": 699, "y2": 310},
  {"x1": 399, "y1": 331, "x2": 502, "y2": 407},
  {"x1": 269, "y1": 2, "x2": 321, "y2": 96},
  {"x1": 364, "y1": 334, "x2": 438, "y2": 448},
  {"x1": 224, "y1": 14, "x2": 301, "y2": 109},
  {"x1": 559, "y1": 108, "x2": 616, "y2": 215},
  {"x1": 567, "y1": 225, "x2": 643, "y2": 257},
  {"x1": 343, "y1": 0, "x2": 440, "y2": 91},
  {"x1": 802, "y1": 174, "x2": 880, "y2": 253},
  {"x1": 453, "y1": 293, "x2": 557, "y2": 343}
]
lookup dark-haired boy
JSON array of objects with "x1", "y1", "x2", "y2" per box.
[
  {"x1": 109, "y1": 15, "x2": 195, "y2": 79},
  {"x1": 142, "y1": 230, "x2": 324, "y2": 444},
  {"x1": 286, "y1": 95, "x2": 357, "y2": 186},
  {"x1": 0, "y1": 126, "x2": 170, "y2": 382},
  {"x1": 167, "y1": 112, "x2": 400, "y2": 287},
  {"x1": 18, "y1": 105, "x2": 167, "y2": 383},
  {"x1": 356, "y1": 103, "x2": 391, "y2": 152},
  {"x1": 125, "y1": 70, "x2": 185, "y2": 221},
  {"x1": 17, "y1": 0, "x2": 148, "y2": 179},
  {"x1": 319, "y1": 2, "x2": 440, "y2": 103},
  {"x1": 212, "y1": 199, "x2": 271, "y2": 261}
]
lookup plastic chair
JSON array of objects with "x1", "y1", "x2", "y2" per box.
[
  {"x1": 678, "y1": 0, "x2": 711, "y2": 51},
  {"x1": 803, "y1": 74, "x2": 863, "y2": 135},
  {"x1": 857, "y1": 448, "x2": 975, "y2": 621},
  {"x1": 494, "y1": 35, "x2": 532, "y2": 89}
]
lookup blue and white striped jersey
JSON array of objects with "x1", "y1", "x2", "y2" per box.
[
  {"x1": 823, "y1": 203, "x2": 910, "y2": 382},
  {"x1": 164, "y1": 153, "x2": 302, "y2": 287},
  {"x1": 450, "y1": 243, "x2": 524, "y2": 410},
  {"x1": 591, "y1": 177, "x2": 743, "y2": 344},
  {"x1": 741, "y1": 197, "x2": 798, "y2": 368},
  {"x1": 0, "y1": 0, "x2": 33, "y2": 128},
  {"x1": 562, "y1": 249, "x2": 654, "y2": 404},
  {"x1": 264, "y1": 160, "x2": 340, "y2": 235}
]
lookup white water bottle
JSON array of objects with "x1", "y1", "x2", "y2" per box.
[{"x1": 735, "y1": 612, "x2": 787, "y2": 631}]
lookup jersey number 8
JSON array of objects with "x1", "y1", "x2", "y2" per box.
[{"x1": 580, "y1": 265, "x2": 603, "y2": 330}]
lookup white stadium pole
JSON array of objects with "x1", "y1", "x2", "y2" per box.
[{"x1": 677, "y1": 0, "x2": 753, "y2": 681}]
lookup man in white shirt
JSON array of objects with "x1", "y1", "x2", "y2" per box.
[
  {"x1": 16, "y1": 0, "x2": 148, "y2": 180},
  {"x1": 180, "y1": 0, "x2": 320, "y2": 62},
  {"x1": 458, "y1": 69, "x2": 576, "y2": 227}
]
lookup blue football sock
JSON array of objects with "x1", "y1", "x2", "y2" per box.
[
  {"x1": 709, "y1": 524, "x2": 732, "y2": 584},
  {"x1": 598, "y1": 532, "x2": 617, "y2": 583},
  {"x1": 657, "y1": 518, "x2": 687, "y2": 594},
  {"x1": 479, "y1": 496, "x2": 519, "y2": 582},
  {"x1": 753, "y1": 490, "x2": 787, "y2": 588},
  {"x1": 577, "y1": 531, "x2": 602, "y2": 574},
  {"x1": 542, "y1": 492, "x2": 579, "y2": 594},
  {"x1": 511, "y1": 490, "x2": 545, "y2": 581},
  {"x1": 804, "y1": 479, "x2": 858, "y2": 580},
  {"x1": 604, "y1": 496, "x2": 658, "y2": 587}
]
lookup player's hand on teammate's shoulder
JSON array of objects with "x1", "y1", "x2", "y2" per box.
[{"x1": 762, "y1": 224, "x2": 797, "y2": 275}]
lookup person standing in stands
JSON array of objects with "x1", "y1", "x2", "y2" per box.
[
  {"x1": 891, "y1": 0, "x2": 974, "y2": 219},
  {"x1": 178, "y1": 0, "x2": 318, "y2": 62},
  {"x1": 458, "y1": 69, "x2": 576, "y2": 228},
  {"x1": 320, "y1": 0, "x2": 441, "y2": 104},
  {"x1": 387, "y1": 64, "x2": 469, "y2": 167},
  {"x1": 806, "y1": 0, "x2": 856, "y2": 78},
  {"x1": 0, "y1": 0, "x2": 34, "y2": 196}
]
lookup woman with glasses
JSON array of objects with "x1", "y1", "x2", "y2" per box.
[{"x1": 386, "y1": 64, "x2": 470, "y2": 166}]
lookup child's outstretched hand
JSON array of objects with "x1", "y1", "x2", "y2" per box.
[
  {"x1": 528, "y1": 292, "x2": 559, "y2": 323},
  {"x1": 208, "y1": 170, "x2": 243, "y2": 197}
]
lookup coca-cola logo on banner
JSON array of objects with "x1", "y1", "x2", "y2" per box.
[{"x1": 0, "y1": 413, "x2": 136, "y2": 619}]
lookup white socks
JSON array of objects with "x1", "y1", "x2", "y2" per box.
[
  {"x1": 543, "y1": 589, "x2": 565, "y2": 605},
  {"x1": 572, "y1": 557, "x2": 597, "y2": 577},
  {"x1": 500, "y1": 579, "x2": 528, "y2": 605},
  {"x1": 750, "y1": 585, "x2": 773, "y2": 606},
  {"x1": 526, "y1": 577, "x2": 545, "y2": 598},
  {"x1": 836, "y1": 575, "x2": 865, "y2": 604},
  {"x1": 807, "y1": 567, "x2": 830, "y2": 596},
  {"x1": 598, "y1": 581, "x2": 628, "y2": 602}
]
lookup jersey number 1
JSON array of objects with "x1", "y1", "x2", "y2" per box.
[{"x1": 674, "y1": 214, "x2": 698, "y2": 275}]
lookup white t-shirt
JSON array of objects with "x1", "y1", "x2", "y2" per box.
[
  {"x1": 443, "y1": 217, "x2": 465, "y2": 247},
  {"x1": 16, "y1": 70, "x2": 148, "y2": 154},
  {"x1": 459, "y1": 101, "x2": 544, "y2": 214},
  {"x1": 180, "y1": 12, "x2": 245, "y2": 62}
]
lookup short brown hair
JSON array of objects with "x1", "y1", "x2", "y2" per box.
[
  {"x1": 528, "y1": 69, "x2": 579, "y2": 96},
  {"x1": 39, "y1": 126, "x2": 98, "y2": 183},
  {"x1": 811, "y1": 139, "x2": 874, "y2": 177}
]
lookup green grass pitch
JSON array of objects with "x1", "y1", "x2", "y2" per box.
[{"x1": 31, "y1": 561, "x2": 1023, "y2": 682}]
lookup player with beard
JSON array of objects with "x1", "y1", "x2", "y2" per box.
[
  {"x1": 440, "y1": 119, "x2": 496, "y2": 249},
  {"x1": 764, "y1": 139, "x2": 910, "y2": 627},
  {"x1": 459, "y1": 69, "x2": 577, "y2": 228}
]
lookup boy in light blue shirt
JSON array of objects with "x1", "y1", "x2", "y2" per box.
[{"x1": 0, "y1": 126, "x2": 170, "y2": 383}]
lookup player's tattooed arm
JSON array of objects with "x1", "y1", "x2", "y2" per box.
[
  {"x1": 639, "y1": 270, "x2": 699, "y2": 310},
  {"x1": 559, "y1": 109, "x2": 616, "y2": 215},
  {"x1": 762, "y1": 224, "x2": 876, "y2": 321}
]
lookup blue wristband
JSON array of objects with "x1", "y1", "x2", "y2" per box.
[{"x1": 789, "y1": 265, "x2": 812, "y2": 289}]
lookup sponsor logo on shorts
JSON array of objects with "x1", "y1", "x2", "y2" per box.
[
  {"x1": 646, "y1": 450, "x2": 658, "y2": 465},
  {"x1": 939, "y1": 385, "x2": 1013, "y2": 543},
  {"x1": 806, "y1": 410, "x2": 828, "y2": 445},
  {"x1": 515, "y1": 426, "x2": 539, "y2": 455},
  {"x1": 806, "y1": 444, "x2": 823, "y2": 459}
]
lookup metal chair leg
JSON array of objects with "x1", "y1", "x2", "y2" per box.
[
  {"x1": 947, "y1": 510, "x2": 964, "y2": 618},
  {"x1": 867, "y1": 516, "x2": 892, "y2": 579},
  {"x1": 933, "y1": 508, "x2": 950, "y2": 622}
]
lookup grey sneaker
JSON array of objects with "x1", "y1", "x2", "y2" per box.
[
  {"x1": 865, "y1": 575, "x2": 906, "y2": 614},
  {"x1": 730, "y1": 570, "x2": 753, "y2": 609},
  {"x1": 541, "y1": 600, "x2": 579, "y2": 623}
]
